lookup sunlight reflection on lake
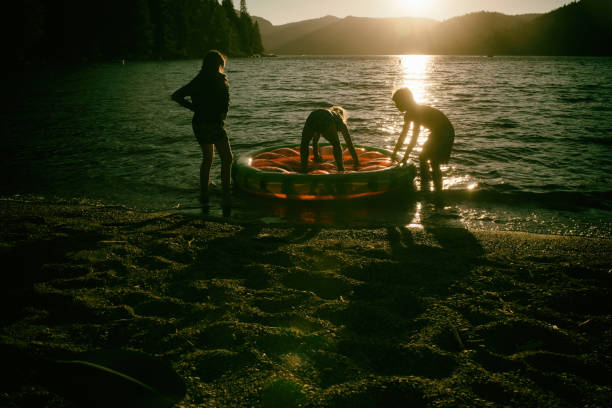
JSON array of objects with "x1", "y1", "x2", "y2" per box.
[
  {"x1": 407, "y1": 201, "x2": 423, "y2": 229},
  {"x1": 3, "y1": 56, "x2": 610, "y2": 237},
  {"x1": 395, "y1": 55, "x2": 434, "y2": 156},
  {"x1": 397, "y1": 54, "x2": 432, "y2": 103}
]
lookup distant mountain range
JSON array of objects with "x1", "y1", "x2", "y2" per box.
[{"x1": 254, "y1": 0, "x2": 611, "y2": 55}]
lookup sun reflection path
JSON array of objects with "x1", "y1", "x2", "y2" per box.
[
  {"x1": 407, "y1": 201, "x2": 423, "y2": 229},
  {"x1": 387, "y1": 55, "x2": 434, "y2": 156},
  {"x1": 390, "y1": 55, "x2": 479, "y2": 194},
  {"x1": 397, "y1": 55, "x2": 433, "y2": 104}
]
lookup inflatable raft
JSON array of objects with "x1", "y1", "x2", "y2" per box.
[{"x1": 232, "y1": 144, "x2": 416, "y2": 200}]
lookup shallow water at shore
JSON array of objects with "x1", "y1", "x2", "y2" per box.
[{"x1": 2, "y1": 56, "x2": 611, "y2": 236}]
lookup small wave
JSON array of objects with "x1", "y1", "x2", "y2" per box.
[
  {"x1": 558, "y1": 96, "x2": 596, "y2": 103},
  {"x1": 450, "y1": 93, "x2": 473, "y2": 100},
  {"x1": 283, "y1": 100, "x2": 337, "y2": 108},
  {"x1": 155, "y1": 136, "x2": 182, "y2": 145},
  {"x1": 592, "y1": 105, "x2": 612, "y2": 112},
  {"x1": 442, "y1": 186, "x2": 612, "y2": 211},
  {"x1": 578, "y1": 136, "x2": 612, "y2": 146},
  {"x1": 490, "y1": 119, "x2": 519, "y2": 129},
  {"x1": 232, "y1": 139, "x2": 287, "y2": 150}
]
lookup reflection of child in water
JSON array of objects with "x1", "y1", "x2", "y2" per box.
[
  {"x1": 391, "y1": 88, "x2": 455, "y2": 192},
  {"x1": 300, "y1": 106, "x2": 360, "y2": 173}
]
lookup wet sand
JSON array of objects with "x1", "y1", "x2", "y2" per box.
[{"x1": 1, "y1": 198, "x2": 611, "y2": 407}]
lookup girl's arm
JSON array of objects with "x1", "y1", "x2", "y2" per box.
[
  {"x1": 218, "y1": 76, "x2": 230, "y2": 121},
  {"x1": 171, "y1": 84, "x2": 195, "y2": 112}
]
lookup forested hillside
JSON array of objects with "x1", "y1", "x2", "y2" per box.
[
  {"x1": 15, "y1": 0, "x2": 264, "y2": 63},
  {"x1": 254, "y1": 15, "x2": 340, "y2": 52},
  {"x1": 262, "y1": 0, "x2": 611, "y2": 56}
]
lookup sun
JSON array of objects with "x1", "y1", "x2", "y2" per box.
[{"x1": 394, "y1": 0, "x2": 427, "y2": 17}]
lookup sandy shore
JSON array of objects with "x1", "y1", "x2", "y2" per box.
[{"x1": 1, "y1": 198, "x2": 611, "y2": 407}]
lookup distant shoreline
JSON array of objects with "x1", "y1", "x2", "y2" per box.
[
  {"x1": 257, "y1": 2, "x2": 612, "y2": 57},
  {"x1": 10, "y1": 53, "x2": 610, "y2": 73}
]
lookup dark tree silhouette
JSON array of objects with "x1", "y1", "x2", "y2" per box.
[{"x1": 14, "y1": 0, "x2": 265, "y2": 64}]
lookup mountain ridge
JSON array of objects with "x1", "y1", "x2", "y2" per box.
[{"x1": 256, "y1": 0, "x2": 611, "y2": 55}]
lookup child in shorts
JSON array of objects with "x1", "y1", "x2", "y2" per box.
[
  {"x1": 172, "y1": 50, "x2": 233, "y2": 202},
  {"x1": 391, "y1": 88, "x2": 454, "y2": 192}
]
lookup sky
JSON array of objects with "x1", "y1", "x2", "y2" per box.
[{"x1": 245, "y1": 0, "x2": 574, "y2": 25}]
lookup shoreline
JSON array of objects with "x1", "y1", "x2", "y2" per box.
[
  {"x1": 1, "y1": 199, "x2": 611, "y2": 407},
  {"x1": 3, "y1": 193, "x2": 609, "y2": 239}
]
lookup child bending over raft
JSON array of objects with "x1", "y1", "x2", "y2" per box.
[
  {"x1": 172, "y1": 50, "x2": 233, "y2": 202},
  {"x1": 391, "y1": 88, "x2": 455, "y2": 192},
  {"x1": 300, "y1": 106, "x2": 360, "y2": 173}
]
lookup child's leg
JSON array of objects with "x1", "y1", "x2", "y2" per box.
[
  {"x1": 331, "y1": 141, "x2": 344, "y2": 171},
  {"x1": 418, "y1": 151, "x2": 432, "y2": 192},
  {"x1": 301, "y1": 125, "x2": 314, "y2": 172},
  {"x1": 214, "y1": 137, "x2": 234, "y2": 199},
  {"x1": 419, "y1": 161, "x2": 431, "y2": 192},
  {"x1": 322, "y1": 127, "x2": 344, "y2": 171},
  {"x1": 200, "y1": 144, "x2": 214, "y2": 198},
  {"x1": 431, "y1": 160, "x2": 443, "y2": 192}
]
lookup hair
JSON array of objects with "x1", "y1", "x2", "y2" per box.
[
  {"x1": 392, "y1": 88, "x2": 415, "y2": 107},
  {"x1": 329, "y1": 105, "x2": 347, "y2": 121},
  {"x1": 201, "y1": 50, "x2": 226, "y2": 75}
]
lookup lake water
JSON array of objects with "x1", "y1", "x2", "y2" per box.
[{"x1": 2, "y1": 56, "x2": 611, "y2": 237}]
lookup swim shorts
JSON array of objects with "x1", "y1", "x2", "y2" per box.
[
  {"x1": 192, "y1": 120, "x2": 228, "y2": 145},
  {"x1": 420, "y1": 127, "x2": 455, "y2": 164}
]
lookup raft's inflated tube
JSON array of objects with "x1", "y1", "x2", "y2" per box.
[{"x1": 232, "y1": 144, "x2": 416, "y2": 200}]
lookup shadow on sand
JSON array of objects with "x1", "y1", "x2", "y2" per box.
[
  {"x1": 0, "y1": 198, "x2": 492, "y2": 407},
  {"x1": 2, "y1": 198, "x2": 611, "y2": 407},
  {"x1": 163, "y1": 196, "x2": 484, "y2": 406}
]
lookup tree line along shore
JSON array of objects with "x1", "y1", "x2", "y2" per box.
[
  {"x1": 14, "y1": 0, "x2": 612, "y2": 67},
  {"x1": 15, "y1": 0, "x2": 264, "y2": 64}
]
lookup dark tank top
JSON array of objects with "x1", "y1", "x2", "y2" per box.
[
  {"x1": 305, "y1": 109, "x2": 344, "y2": 132},
  {"x1": 185, "y1": 72, "x2": 230, "y2": 125}
]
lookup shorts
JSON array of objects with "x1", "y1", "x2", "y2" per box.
[
  {"x1": 420, "y1": 127, "x2": 454, "y2": 164},
  {"x1": 193, "y1": 120, "x2": 228, "y2": 145}
]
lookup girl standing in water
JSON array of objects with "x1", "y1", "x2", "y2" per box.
[{"x1": 172, "y1": 50, "x2": 233, "y2": 202}]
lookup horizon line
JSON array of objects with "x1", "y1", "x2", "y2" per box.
[{"x1": 257, "y1": 9, "x2": 551, "y2": 26}]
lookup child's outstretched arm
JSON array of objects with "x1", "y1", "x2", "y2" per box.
[
  {"x1": 171, "y1": 85, "x2": 195, "y2": 112},
  {"x1": 392, "y1": 121, "x2": 410, "y2": 161},
  {"x1": 339, "y1": 124, "x2": 359, "y2": 168},
  {"x1": 401, "y1": 122, "x2": 421, "y2": 164}
]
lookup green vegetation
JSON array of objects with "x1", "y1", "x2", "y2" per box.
[{"x1": 15, "y1": 0, "x2": 264, "y2": 63}]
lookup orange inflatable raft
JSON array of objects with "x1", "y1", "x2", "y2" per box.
[{"x1": 232, "y1": 144, "x2": 416, "y2": 200}]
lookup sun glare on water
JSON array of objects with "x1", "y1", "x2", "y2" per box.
[
  {"x1": 397, "y1": 54, "x2": 432, "y2": 105},
  {"x1": 384, "y1": 55, "x2": 434, "y2": 152}
]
